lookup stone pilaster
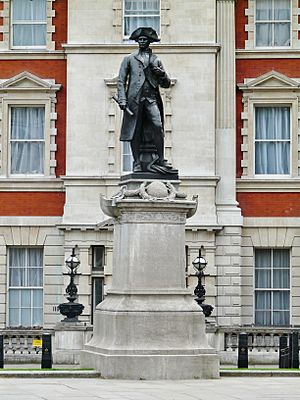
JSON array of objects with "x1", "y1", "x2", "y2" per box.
[
  {"x1": 215, "y1": 0, "x2": 243, "y2": 328},
  {"x1": 216, "y1": 0, "x2": 242, "y2": 226}
]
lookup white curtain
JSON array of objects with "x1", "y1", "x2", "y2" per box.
[
  {"x1": 124, "y1": 0, "x2": 160, "y2": 36},
  {"x1": 11, "y1": 107, "x2": 45, "y2": 174},
  {"x1": 255, "y1": 292, "x2": 271, "y2": 325},
  {"x1": 256, "y1": 0, "x2": 290, "y2": 46},
  {"x1": 9, "y1": 248, "x2": 43, "y2": 287},
  {"x1": 255, "y1": 249, "x2": 290, "y2": 326},
  {"x1": 273, "y1": 249, "x2": 290, "y2": 289},
  {"x1": 12, "y1": 0, "x2": 46, "y2": 46},
  {"x1": 9, "y1": 248, "x2": 43, "y2": 327},
  {"x1": 255, "y1": 249, "x2": 271, "y2": 289},
  {"x1": 255, "y1": 107, "x2": 290, "y2": 174}
]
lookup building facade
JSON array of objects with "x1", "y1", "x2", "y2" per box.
[
  {"x1": 230, "y1": 0, "x2": 300, "y2": 355},
  {"x1": 0, "y1": 0, "x2": 298, "y2": 360},
  {"x1": 0, "y1": 0, "x2": 67, "y2": 331}
]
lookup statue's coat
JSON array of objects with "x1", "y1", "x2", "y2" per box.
[{"x1": 117, "y1": 49, "x2": 171, "y2": 142}]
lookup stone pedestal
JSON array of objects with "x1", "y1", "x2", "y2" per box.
[
  {"x1": 81, "y1": 181, "x2": 219, "y2": 379},
  {"x1": 54, "y1": 322, "x2": 92, "y2": 364}
]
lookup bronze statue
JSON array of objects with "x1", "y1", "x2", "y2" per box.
[{"x1": 116, "y1": 27, "x2": 176, "y2": 174}]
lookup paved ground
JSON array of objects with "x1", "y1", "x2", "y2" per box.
[{"x1": 0, "y1": 377, "x2": 300, "y2": 400}]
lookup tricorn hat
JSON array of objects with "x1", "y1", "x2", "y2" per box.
[{"x1": 129, "y1": 27, "x2": 160, "y2": 42}]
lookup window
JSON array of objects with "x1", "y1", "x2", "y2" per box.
[
  {"x1": 255, "y1": 0, "x2": 291, "y2": 47},
  {"x1": 255, "y1": 249, "x2": 290, "y2": 326},
  {"x1": 122, "y1": 142, "x2": 133, "y2": 172},
  {"x1": 92, "y1": 246, "x2": 105, "y2": 271},
  {"x1": 91, "y1": 277, "x2": 104, "y2": 324},
  {"x1": 255, "y1": 106, "x2": 290, "y2": 175},
  {"x1": 238, "y1": 70, "x2": 300, "y2": 180},
  {"x1": 8, "y1": 247, "x2": 43, "y2": 327},
  {"x1": 11, "y1": 0, "x2": 47, "y2": 48},
  {"x1": 124, "y1": 0, "x2": 160, "y2": 38},
  {"x1": 10, "y1": 106, "x2": 45, "y2": 175},
  {"x1": 0, "y1": 71, "x2": 61, "y2": 178},
  {"x1": 91, "y1": 246, "x2": 105, "y2": 324}
]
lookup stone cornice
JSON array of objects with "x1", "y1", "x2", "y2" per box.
[
  {"x1": 0, "y1": 216, "x2": 62, "y2": 226},
  {"x1": 0, "y1": 178, "x2": 64, "y2": 192},
  {"x1": 244, "y1": 217, "x2": 300, "y2": 227},
  {"x1": 0, "y1": 51, "x2": 65, "y2": 60},
  {"x1": 63, "y1": 43, "x2": 220, "y2": 54},
  {"x1": 237, "y1": 178, "x2": 300, "y2": 192},
  {"x1": 237, "y1": 49, "x2": 300, "y2": 59},
  {"x1": 61, "y1": 175, "x2": 220, "y2": 188}
]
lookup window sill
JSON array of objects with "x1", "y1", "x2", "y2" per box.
[
  {"x1": 0, "y1": 177, "x2": 64, "y2": 192},
  {"x1": 0, "y1": 50, "x2": 65, "y2": 60},
  {"x1": 237, "y1": 177, "x2": 300, "y2": 192}
]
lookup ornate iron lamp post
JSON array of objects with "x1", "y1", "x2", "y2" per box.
[
  {"x1": 192, "y1": 248, "x2": 214, "y2": 317},
  {"x1": 58, "y1": 248, "x2": 84, "y2": 322}
]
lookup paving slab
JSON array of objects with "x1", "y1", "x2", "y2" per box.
[{"x1": 0, "y1": 377, "x2": 300, "y2": 400}]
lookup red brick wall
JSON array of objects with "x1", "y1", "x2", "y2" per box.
[
  {"x1": 53, "y1": 0, "x2": 68, "y2": 50},
  {"x1": 237, "y1": 59, "x2": 300, "y2": 83},
  {"x1": 236, "y1": 0, "x2": 248, "y2": 49},
  {"x1": 237, "y1": 193, "x2": 300, "y2": 217},
  {"x1": 0, "y1": 192, "x2": 65, "y2": 216},
  {"x1": 0, "y1": 60, "x2": 66, "y2": 176}
]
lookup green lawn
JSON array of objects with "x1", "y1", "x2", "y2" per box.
[
  {"x1": 0, "y1": 368, "x2": 94, "y2": 371},
  {"x1": 221, "y1": 367, "x2": 300, "y2": 371}
]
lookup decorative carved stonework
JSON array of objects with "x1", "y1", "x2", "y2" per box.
[
  {"x1": 100, "y1": 181, "x2": 198, "y2": 219},
  {"x1": 113, "y1": 181, "x2": 187, "y2": 202}
]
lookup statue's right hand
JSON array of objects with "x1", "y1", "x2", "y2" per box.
[{"x1": 119, "y1": 102, "x2": 127, "y2": 111}]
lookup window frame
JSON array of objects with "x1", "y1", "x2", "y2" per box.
[
  {"x1": 0, "y1": 72, "x2": 61, "y2": 179},
  {"x1": 253, "y1": 104, "x2": 292, "y2": 178},
  {"x1": 10, "y1": 0, "x2": 48, "y2": 50},
  {"x1": 122, "y1": 0, "x2": 161, "y2": 40},
  {"x1": 7, "y1": 246, "x2": 44, "y2": 328},
  {"x1": 92, "y1": 246, "x2": 105, "y2": 271},
  {"x1": 244, "y1": 0, "x2": 300, "y2": 51},
  {"x1": 254, "y1": 248, "x2": 291, "y2": 326},
  {"x1": 8, "y1": 104, "x2": 46, "y2": 177},
  {"x1": 248, "y1": 99, "x2": 298, "y2": 179},
  {"x1": 238, "y1": 71, "x2": 300, "y2": 180},
  {"x1": 91, "y1": 277, "x2": 104, "y2": 325},
  {"x1": 254, "y1": 0, "x2": 292, "y2": 49}
]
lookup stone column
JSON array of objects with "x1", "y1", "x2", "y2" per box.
[
  {"x1": 216, "y1": 0, "x2": 242, "y2": 226},
  {"x1": 81, "y1": 181, "x2": 219, "y2": 379}
]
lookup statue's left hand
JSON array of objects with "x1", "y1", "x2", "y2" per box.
[{"x1": 151, "y1": 66, "x2": 165, "y2": 77}]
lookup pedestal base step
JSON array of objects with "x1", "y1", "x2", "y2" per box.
[{"x1": 81, "y1": 348, "x2": 219, "y2": 380}]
